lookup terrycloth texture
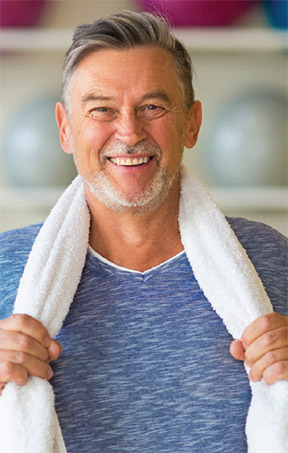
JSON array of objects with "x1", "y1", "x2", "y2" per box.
[
  {"x1": 0, "y1": 167, "x2": 287, "y2": 452},
  {"x1": 179, "y1": 168, "x2": 288, "y2": 452},
  {"x1": 0, "y1": 176, "x2": 90, "y2": 453}
]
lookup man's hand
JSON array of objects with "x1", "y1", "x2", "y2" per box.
[
  {"x1": 0, "y1": 314, "x2": 62, "y2": 395},
  {"x1": 230, "y1": 313, "x2": 288, "y2": 385}
]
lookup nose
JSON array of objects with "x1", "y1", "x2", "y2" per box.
[{"x1": 114, "y1": 111, "x2": 147, "y2": 147}]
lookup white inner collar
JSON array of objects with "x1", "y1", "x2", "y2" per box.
[{"x1": 88, "y1": 245, "x2": 185, "y2": 275}]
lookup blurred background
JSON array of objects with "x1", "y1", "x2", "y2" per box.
[{"x1": 0, "y1": 0, "x2": 287, "y2": 234}]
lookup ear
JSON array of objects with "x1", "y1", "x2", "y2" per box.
[
  {"x1": 184, "y1": 100, "x2": 202, "y2": 149},
  {"x1": 55, "y1": 102, "x2": 73, "y2": 155}
]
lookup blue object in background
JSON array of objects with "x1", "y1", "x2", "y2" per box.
[
  {"x1": 263, "y1": 0, "x2": 288, "y2": 29},
  {"x1": 201, "y1": 90, "x2": 288, "y2": 187},
  {"x1": 3, "y1": 96, "x2": 77, "y2": 187}
]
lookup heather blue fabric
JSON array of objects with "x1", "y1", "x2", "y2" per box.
[{"x1": 0, "y1": 218, "x2": 287, "y2": 453}]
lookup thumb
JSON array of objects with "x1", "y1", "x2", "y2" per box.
[
  {"x1": 48, "y1": 340, "x2": 63, "y2": 362},
  {"x1": 230, "y1": 339, "x2": 245, "y2": 361}
]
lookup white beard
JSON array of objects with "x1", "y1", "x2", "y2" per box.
[{"x1": 75, "y1": 141, "x2": 183, "y2": 215}]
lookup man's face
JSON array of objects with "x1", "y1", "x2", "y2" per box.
[{"x1": 56, "y1": 46, "x2": 201, "y2": 213}]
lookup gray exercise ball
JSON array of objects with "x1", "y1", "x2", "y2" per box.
[
  {"x1": 3, "y1": 96, "x2": 77, "y2": 187},
  {"x1": 201, "y1": 90, "x2": 288, "y2": 186}
]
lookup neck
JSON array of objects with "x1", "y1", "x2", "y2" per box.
[{"x1": 85, "y1": 182, "x2": 183, "y2": 272}]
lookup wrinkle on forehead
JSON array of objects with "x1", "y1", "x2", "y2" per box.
[{"x1": 66, "y1": 47, "x2": 187, "y2": 114}]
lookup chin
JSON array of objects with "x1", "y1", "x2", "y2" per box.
[{"x1": 83, "y1": 165, "x2": 180, "y2": 216}]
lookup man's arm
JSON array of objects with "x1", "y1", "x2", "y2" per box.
[
  {"x1": 0, "y1": 314, "x2": 62, "y2": 394},
  {"x1": 230, "y1": 312, "x2": 288, "y2": 385}
]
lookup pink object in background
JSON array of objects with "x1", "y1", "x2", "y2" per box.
[
  {"x1": 138, "y1": 0, "x2": 256, "y2": 27},
  {"x1": 0, "y1": 0, "x2": 47, "y2": 27}
]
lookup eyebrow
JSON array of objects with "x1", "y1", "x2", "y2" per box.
[
  {"x1": 81, "y1": 90, "x2": 172, "y2": 107},
  {"x1": 81, "y1": 94, "x2": 113, "y2": 107},
  {"x1": 140, "y1": 90, "x2": 172, "y2": 105}
]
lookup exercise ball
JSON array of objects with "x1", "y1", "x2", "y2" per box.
[
  {"x1": 137, "y1": 0, "x2": 254, "y2": 27},
  {"x1": 201, "y1": 91, "x2": 288, "y2": 186},
  {"x1": 263, "y1": 0, "x2": 288, "y2": 29},
  {"x1": 3, "y1": 97, "x2": 77, "y2": 187},
  {"x1": 0, "y1": 0, "x2": 47, "y2": 27}
]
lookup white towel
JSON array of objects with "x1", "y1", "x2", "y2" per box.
[
  {"x1": 0, "y1": 176, "x2": 90, "y2": 453},
  {"x1": 0, "y1": 167, "x2": 287, "y2": 452}
]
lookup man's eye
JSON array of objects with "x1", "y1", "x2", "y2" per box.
[
  {"x1": 141, "y1": 104, "x2": 166, "y2": 119},
  {"x1": 89, "y1": 107, "x2": 116, "y2": 121},
  {"x1": 146, "y1": 105, "x2": 158, "y2": 110},
  {"x1": 145, "y1": 104, "x2": 163, "y2": 112}
]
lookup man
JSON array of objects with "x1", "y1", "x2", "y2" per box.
[{"x1": 0, "y1": 11, "x2": 287, "y2": 452}]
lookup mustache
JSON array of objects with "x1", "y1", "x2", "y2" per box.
[{"x1": 100, "y1": 141, "x2": 162, "y2": 161}]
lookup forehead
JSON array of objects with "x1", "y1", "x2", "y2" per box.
[{"x1": 70, "y1": 46, "x2": 183, "y2": 101}]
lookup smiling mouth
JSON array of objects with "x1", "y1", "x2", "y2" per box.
[{"x1": 107, "y1": 156, "x2": 153, "y2": 166}]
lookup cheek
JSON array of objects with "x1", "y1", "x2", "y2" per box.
[
  {"x1": 71, "y1": 121, "x2": 112, "y2": 178},
  {"x1": 73, "y1": 120, "x2": 114, "y2": 160},
  {"x1": 75, "y1": 121, "x2": 106, "y2": 146},
  {"x1": 151, "y1": 118, "x2": 185, "y2": 156}
]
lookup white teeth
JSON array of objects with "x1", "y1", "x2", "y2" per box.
[{"x1": 109, "y1": 156, "x2": 150, "y2": 166}]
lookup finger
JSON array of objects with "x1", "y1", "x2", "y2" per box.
[
  {"x1": 0, "y1": 351, "x2": 53, "y2": 382},
  {"x1": 241, "y1": 313, "x2": 288, "y2": 349},
  {"x1": 0, "y1": 329, "x2": 50, "y2": 362},
  {"x1": 245, "y1": 326, "x2": 288, "y2": 367},
  {"x1": 262, "y1": 360, "x2": 288, "y2": 386},
  {"x1": 230, "y1": 340, "x2": 245, "y2": 361},
  {"x1": 0, "y1": 314, "x2": 51, "y2": 348},
  {"x1": 0, "y1": 360, "x2": 28, "y2": 387},
  {"x1": 248, "y1": 348, "x2": 288, "y2": 383},
  {"x1": 48, "y1": 340, "x2": 63, "y2": 362}
]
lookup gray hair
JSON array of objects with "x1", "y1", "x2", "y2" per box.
[{"x1": 62, "y1": 10, "x2": 195, "y2": 112}]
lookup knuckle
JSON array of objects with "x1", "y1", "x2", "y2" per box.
[
  {"x1": 0, "y1": 361, "x2": 14, "y2": 379},
  {"x1": 0, "y1": 361, "x2": 28, "y2": 385},
  {"x1": 12, "y1": 313, "x2": 30, "y2": 328},
  {"x1": 262, "y1": 331, "x2": 275, "y2": 346},
  {"x1": 273, "y1": 361, "x2": 286, "y2": 376},
  {"x1": 17, "y1": 334, "x2": 31, "y2": 351},
  {"x1": 263, "y1": 376, "x2": 274, "y2": 386},
  {"x1": 265, "y1": 351, "x2": 278, "y2": 366},
  {"x1": 263, "y1": 361, "x2": 287, "y2": 385},
  {"x1": 260, "y1": 314, "x2": 273, "y2": 330},
  {"x1": 16, "y1": 351, "x2": 26, "y2": 365}
]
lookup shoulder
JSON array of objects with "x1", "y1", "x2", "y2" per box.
[
  {"x1": 0, "y1": 223, "x2": 42, "y2": 318},
  {"x1": 0, "y1": 222, "x2": 42, "y2": 272},
  {"x1": 227, "y1": 216, "x2": 287, "y2": 248},
  {"x1": 227, "y1": 216, "x2": 287, "y2": 265},
  {"x1": 0, "y1": 223, "x2": 42, "y2": 252},
  {"x1": 227, "y1": 217, "x2": 287, "y2": 314}
]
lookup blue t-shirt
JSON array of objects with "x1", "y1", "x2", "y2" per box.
[{"x1": 0, "y1": 218, "x2": 287, "y2": 453}]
